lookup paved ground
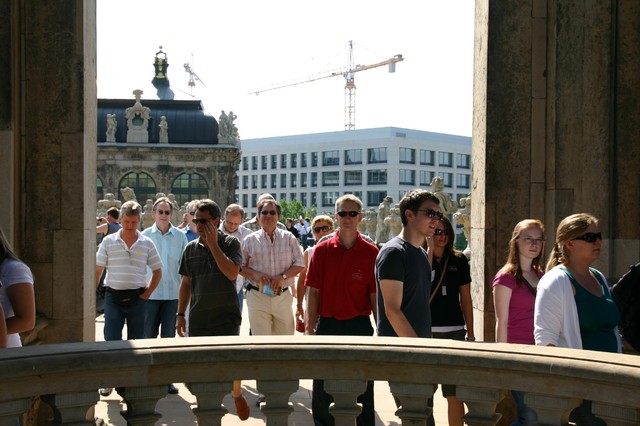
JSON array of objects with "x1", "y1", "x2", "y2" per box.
[{"x1": 94, "y1": 306, "x2": 450, "y2": 425}]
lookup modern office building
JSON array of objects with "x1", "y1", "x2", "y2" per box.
[{"x1": 237, "y1": 127, "x2": 472, "y2": 216}]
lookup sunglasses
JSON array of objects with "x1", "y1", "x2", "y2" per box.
[
  {"x1": 192, "y1": 218, "x2": 209, "y2": 225},
  {"x1": 313, "y1": 225, "x2": 330, "y2": 233},
  {"x1": 188, "y1": 211, "x2": 196, "y2": 216},
  {"x1": 260, "y1": 210, "x2": 278, "y2": 216},
  {"x1": 417, "y1": 208, "x2": 444, "y2": 220},
  {"x1": 337, "y1": 211, "x2": 359, "y2": 218},
  {"x1": 434, "y1": 229, "x2": 446, "y2": 236},
  {"x1": 573, "y1": 232, "x2": 602, "y2": 243},
  {"x1": 155, "y1": 210, "x2": 171, "y2": 215}
]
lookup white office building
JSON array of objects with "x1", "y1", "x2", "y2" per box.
[{"x1": 236, "y1": 127, "x2": 472, "y2": 216}]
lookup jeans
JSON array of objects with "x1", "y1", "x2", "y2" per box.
[
  {"x1": 301, "y1": 234, "x2": 309, "y2": 250},
  {"x1": 510, "y1": 391, "x2": 537, "y2": 425},
  {"x1": 144, "y1": 299, "x2": 178, "y2": 338},
  {"x1": 103, "y1": 292, "x2": 146, "y2": 341},
  {"x1": 238, "y1": 289, "x2": 244, "y2": 313}
]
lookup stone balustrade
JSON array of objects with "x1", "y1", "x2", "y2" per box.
[{"x1": 1, "y1": 336, "x2": 639, "y2": 426}]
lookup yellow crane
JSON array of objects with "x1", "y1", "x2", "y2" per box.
[{"x1": 250, "y1": 40, "x2": 404, "y2": 130}]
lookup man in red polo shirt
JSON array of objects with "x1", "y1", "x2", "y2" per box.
[{"x1": 305, "y1": 194, "x2": 379, "y2": 426}]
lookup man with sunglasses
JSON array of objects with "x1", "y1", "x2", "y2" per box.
[
  {"x1": 178, "y1": 199, "x2": 200, "y2": 242},
  {"x1": 241, "y1": 193, "x2": 286, "y2": 232},
  {"x1": 305, "y1": 194, "x2": 379, "y2": 426}
]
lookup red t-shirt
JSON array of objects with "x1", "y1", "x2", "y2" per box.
[
  {"x1": 305, "y1": 231, "x2": 379, "y2": 320},
  {"x1": 492, "y1": 271, "x2": 539, "y2": 344}
]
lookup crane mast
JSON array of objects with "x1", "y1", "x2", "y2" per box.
[{"x1": 250, "y1": 41, "x2": 403, "y2": 130}]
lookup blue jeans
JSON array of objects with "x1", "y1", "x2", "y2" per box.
[
  {"x1": 144, "y1": 299, "x2": 178, "y2": 338},
  {"x1": 103, "y1": 292, "x2": 146, "y2": 341},
  {"x1": 238, "y1": 289, "x2": 244, "y2": 313},
  {"x1": 511, "y1": 391, "x2": 537, "y2": 425}
]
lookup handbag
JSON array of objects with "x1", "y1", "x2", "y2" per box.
[{"x1": 108, "y1": 288, "x2": 143, "y2": 306}]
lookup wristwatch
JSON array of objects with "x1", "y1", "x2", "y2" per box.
[{"x1": 281, "y1": 273, "x2": 287, "y2": 280}]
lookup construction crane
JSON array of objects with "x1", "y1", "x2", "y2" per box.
[
  {"x1": 250, "y1": 41, "x2": 404, "y2": 130},
  {"x1": 183, "y1": 54, "x2": 206, "y2": 96}
]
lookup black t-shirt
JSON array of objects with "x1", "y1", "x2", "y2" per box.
[
  {"x1": 375, "y1": 236, "x2": 432, "y2": 338},
  {"x1": 430, "y1": 252, "x2": 471, "y2": 327}
]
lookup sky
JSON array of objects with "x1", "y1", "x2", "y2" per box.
[{"x1": 97, "y1": 1, "x2": 475, "y2": 139}]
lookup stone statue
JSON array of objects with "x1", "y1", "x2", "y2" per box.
[
  {"x1": 105, "y1": 114, "x2": 117, "y2": 142},
  {"x1": 453, "y1": 193, "x2": 472, "y2": 258},
  {"x1": 430, "y1": 176, "x2": 458, "y2": 215},
  {"x1": 357, "y1": 211, "x2": 368, "y2": 234},
  {"x1": 386, "y1": 205, "x2": 403, "y2": 237},
  {"x1": 218, "y1": 109, "x2": 239, "y2": 144},
  {"x1": 125, "y1": 89, "x2": 151, "y2": 143},
  {"x1": 167, "y1": 194, "x2": 181, "y2": 226},
  {"x1": 365, "y1": 208, "x2": 378, "y2": 238},
  {"x1": 120, "y1": 187, "x2": 137, "y2": 202},
  {"x1": 375, "y1": 196, "x2": 393, "y2": 245},
  {"x1": 158, "y1": 115, "x2": 169, "y2": 143},
  {"x1": 142, "y1": 199, "x2": 155, "y2": 229}
]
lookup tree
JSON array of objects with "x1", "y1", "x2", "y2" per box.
[{"x1": 278, "y1": 199, "x2": 315, "y2": 223}]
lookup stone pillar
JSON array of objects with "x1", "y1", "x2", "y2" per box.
[
  {"x1": 6, "y1": 1, "x2": 97, "y2": 344},
  {"x1": 472, "y1": 0, "x2": 640, "y2": 342}
]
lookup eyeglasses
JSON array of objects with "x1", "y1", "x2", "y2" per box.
[
  {"x1": 519, "y1": 237, "x2": 544, "y2": 245},
  {"x1": 192, "y1": 218, "x2": 209, "y2": 225},
  {"x1": 434, "y1": 229, "x2": 446, "y2": 236},
  {"x1": 416, "y1": 209, "x2": 443, "y2": 220},
  {"x1": 573, "y1": 232, "x2": 602, "y2": 243},
  {"x1": 155, "y1": 210, "x2": 171, "y2": 215},
  {"x1": 313, "y1": 225, "x2": 330, "y2": 233},
  {"x1": 260, "y1": 210, "x2": 278, "y2": 216},
  {"x1": 337, "y1": 211, "x2": 360, "y2": 218},
  {"x1": 188, "y1": 211, "x2": 196, "y2": 216}
]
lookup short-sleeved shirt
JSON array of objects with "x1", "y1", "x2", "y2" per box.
[
  {"x1": 179, "y1": 232, "x2": 243, "y2": 336},
  {"x1": 431, "y1": 252, "x2": 471, "y2": 328},
  {"x1": 96, "y1": 229, "x2": 163, "y2": 290},
  {"x1": 376, "y1": 237, "x2": 432, "y2": 338},
  {"x1": 0, "y1": 258, "x2": 34, "y2": 348},
  {"x1": 305, "y1": 231, "x2": 379, "y2": 320},
  {"x1": 219, "y1": 222, "x2": 253, "y2": 292},
  {"x1": 492, "y1": 271, "x2": 539, "y2": 344},
  {"x1": 142, "y1": 224, "x2": 188, "y2": 300}
]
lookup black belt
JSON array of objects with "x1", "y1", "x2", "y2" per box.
[
  {"x1": 246, "y1": 284, "x2": 288, "y2": 294},
  {"x1": 106, "y1": 287, "x2": 145, "y2": 294}
]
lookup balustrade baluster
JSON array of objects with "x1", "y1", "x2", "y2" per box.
[
  {"x1": 0, "y1": 398, "x2": 30, "y2": 426},
  {"x1": 389, "y1": 382, "x2": 435, "y2": 426},
  {"x1": 457, "y1": 386, "x2": 502, "y2": 426},
  {"x1": 324, "y1": 379, "x2": 367, "y2": 426},
  {"x1": 187, "y1": 382, "x2": 231, "y2": 425},
  {"x1": 40, "y1": 391, "x2": 99, "y2": 425},
  {"x1": 256, "y1": 379, "x2": 298, "y2": 426},
  {"x1": 522, "y1": 393, "x2": 577, "y2": 425},
  {"x1": 593, "y1": 401, "x2": 640, "y2": 426},
  {"x1": 116, "y1": 385, "x2": 166, "y2": 426}
]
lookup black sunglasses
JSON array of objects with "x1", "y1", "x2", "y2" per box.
[
  {"x1": 313, "y1": 225, "x2": 330, "y2": 233},
  {"x1": 155, "y1": 210, "x2": 171, "y2": 215},
  {"x1": 188, "y1": 211, "x2": 196, "y2": 216},
  {"x1": 573, "y1": 232, "x2": 602, "y2": 243},
  {"x1": 337, "y1": 211, "x2": 359, "y2": 218},
  {"x1": 260, "y1": 210, "x2": 278, "y2": 216},
  {"x1": 416, "y1": 208, "x2": 443, "y2": 220},
  {"x1": 192, "y1": 218, "x2": 209, "y2": 225},
  {"x1": 434, "y1": 229, "x2": 446, "y2": 236}
]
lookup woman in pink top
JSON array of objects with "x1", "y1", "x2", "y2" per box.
[{"x1": 492, "y1": 219, "x2": 545, "y2": 425}]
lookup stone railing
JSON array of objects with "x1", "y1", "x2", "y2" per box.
[{"x1": 1, "y1": 336, "x2": 639, "y2": 426}]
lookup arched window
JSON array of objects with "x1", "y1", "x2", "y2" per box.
[
  {"x1": 119, "y1": 172, "x2": 156, "y2": 204},
  {"x1": 171, "y1": 173, "x2": 209, "y2": 206},
  {"x1": 96, "y1": 176, "x2": 104, "y2": 203}
]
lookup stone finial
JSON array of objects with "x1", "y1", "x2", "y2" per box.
[
  {"x1": 375, "y1": 196, "x2": 393, "y2": 245},
  {"x1": 142, "y1": 199, "x2": 155, "y2": 229},
  {"x1": 120, "y1": 187, "x2": 137, "y2": 202},
  {"x1": 430, "y1": 176, "x2": 458, "y2": 215},
  {"x1": 126, "y1": 90, "x2": 151, "y2": 143},
  {"x1": 453, "y1": 193, "x2": 472, "y2": 258},
  {"x1": 386, "y1": 205, "x2": 402, "y2": 237},
  {"x1": 365, "y1": 208, "x2": 378, "y2": 238}
]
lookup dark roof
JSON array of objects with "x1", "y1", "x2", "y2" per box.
[{"x1": 97, "y1": 98, "x2": 219, "y2": 144}]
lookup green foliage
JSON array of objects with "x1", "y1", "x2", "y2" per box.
[
  {"x1": 454, "y1": 231, "x2": 468, "y2": 251},
  {"x1": 278, "y1": 199, "x2": 316, "y2": 223}
]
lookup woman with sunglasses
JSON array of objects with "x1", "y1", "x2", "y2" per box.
[
  {"x1": 534, "y1": 213, "x2": 620, "y2": 424},
  {"x1": 492, "y1": 219, "x2": 545, "y2": 425},
  {"x1": 295, "y1": 215, "x2": 335, "y2": 331},
  {"x1": 423, "y1": 217, "x2": 473, "y2": 426}
]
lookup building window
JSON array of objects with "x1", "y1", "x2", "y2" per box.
[
  {"x1": 322, "y1": 191, "x2": 340, "y2": 207},
  {"x1": 310, "y1": 192, "x2": 317, "y2": 207},
  {"x1": 367, "y1": 169, "x2": 387, "y2": 185},
  {"x1": 420, "y1": 149, "x2": 434, "y2": 165},
  {"x1": 242, "y1": 194, "x2": 248, "y2": 208},
  {"x1": 252, "y1": 156, "x2": 258, "y2": 170},
  {"x1": 367, "y1": 190, "x2": 387, "y2": 207},
  {"x1": 280, "y1": 154, "x2": 287, "y2": 169},
  {"x1": 270, "y1": 174, "x2": 277, "y2": 189},
  {"x1": 271, "y1": 154, "x2": 277, "y2": 169},
  {"x1": 300, "y1": 173, "x2": 307, "y2": 187},
  {"x1": 443, "y1": 172, "x2": 453, "y2": 187},
  {"x1": 368, "y1": 147, "x2": 387, "y2": 163},
  {"x1": 289, "y1": 192, "x2": 296, "y2": 201},
  {"x1": 261, "y1": 175, "x2": 267, "y2": 189},
  {"x1": 399, "y1": 169, "x2": 415, "y2": 185},
  {"x1": 311, "y1": 172, "x2": 318, "y2": 187},
  {"x1": 119, "y1": 172, "x2": 157, "y2": 205},
  {"x1": 311, "y1": 152, "x2": 318, "y2": 167},
  {"x1": 97, "y1": 176, "x2": 104, "y2": 203},
  {"x1": 251, "y1": 175, "x2": 257, "y2": 189},
  {"x1": 399, "y1": 148, "x2": 416, "y2": 164},
  {"x1": 301, "y1": 153, "x2": 307, "y2": 168},
  {"x1": 344, "y1": 170, "x2": 362, "y2": 186},
  {"x1": 322, "y1": 150, "x2": 339, "y2": 166},
  {"x1": 322, "y1": 171, "x2": 339, "y2": 186},
  {"x1": 290, "y1": 173, "x2": 297, "y2": 187},
  {"x1": 260, "y1": 155, "x2": 267, "y2": 170},
  {"x1": 242, "y1": 175, "x2": 248, "y2": 189},
  {"x1": 457, "y1": 153, "x2": 471, "y2": 169},
  {"x1": 280, "y1": 173, "x2": 286, "y2": 188},
  {"x1": 439, "y1": 151, "x2": 453, "y2": 167},
  {"x1": 344, "y1": 190, "x2": 363, "y2": 200},
  {"x1": 345, "y1": 149, "x2": 362, "y2": 165},
  {"x1": 242, "y1": 156, "x2": 248, "y2": 171},
  {"x1": 420, "y1": 170, "x2": 435, "y2": 186},
  {"x1": 457, "y1": 173, "x2": 470, "y2": 188},
  {"x1": 300, "y1": 192, "x2": 307, "y2": 207},
  {"x1": 290, "y1": 153, "x2": 297, "y2": 168},
  {"x1": 280, "y1": 193, "x2": 286, "y2": 201},
  {"x1": 251, "y1": 194, "x2": 257, "y2": 207}
]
